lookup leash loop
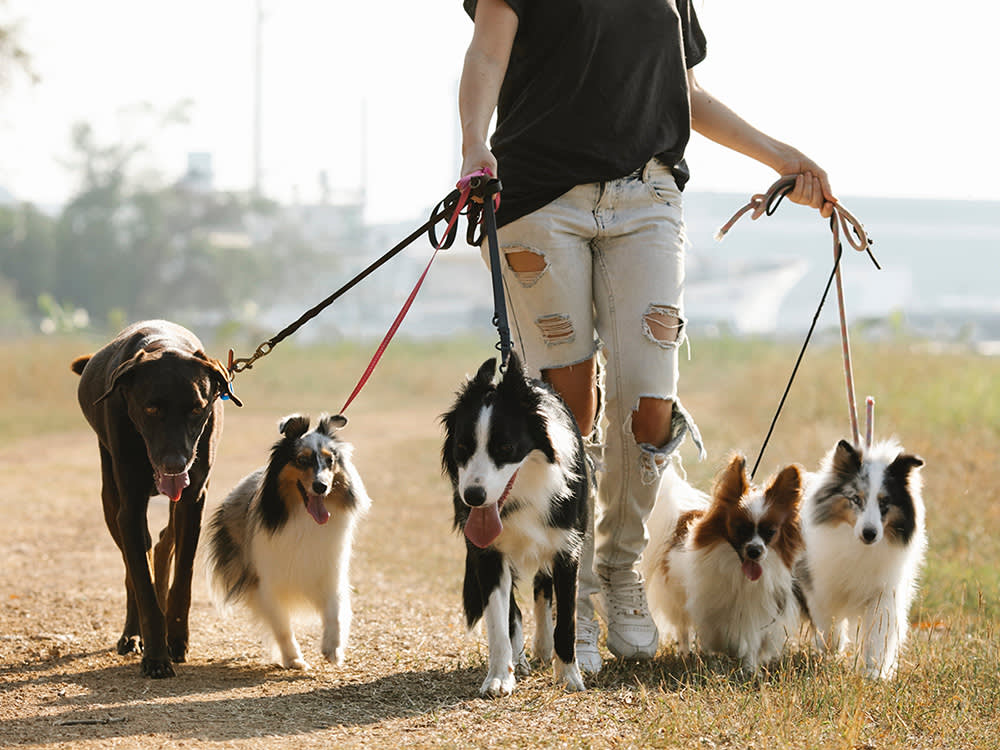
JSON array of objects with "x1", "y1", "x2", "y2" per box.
[{"x1": 716, "y1": 175, "x2": 880, "y2": 478}]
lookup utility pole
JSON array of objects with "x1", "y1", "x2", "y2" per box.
[{"x1": 252, "y1": 0, "x2": 263, "y2": 197}]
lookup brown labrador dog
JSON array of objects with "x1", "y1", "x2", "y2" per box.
[{"x1": 72, "y1": 320, "x2": 239, "y2": 677}]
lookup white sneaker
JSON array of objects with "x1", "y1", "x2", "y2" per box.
[
  {"x1": 575, "y1": 615, "x2": 603, "y2": 674},
  {"x1": 599, "y1": 567, "x2": 659, "y2": 660}
]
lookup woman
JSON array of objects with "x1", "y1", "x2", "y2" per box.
[{"x1": 457, "y1": 0, "x2": 835, "y2": 673}]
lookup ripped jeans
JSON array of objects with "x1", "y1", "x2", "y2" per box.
[{"x1": 485, "y1": 158, "x2": 705, "y2": 593}]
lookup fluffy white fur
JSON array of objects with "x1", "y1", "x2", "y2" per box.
[
  {"x1": 644, "y1": 462, "x2": 802, "y2": 673},
  {"x1": 799, "y1": 438, "x2": 926, "y2": 679},
  {"x1": 207, "y1": 424, "x2": 371, "y2": 670}
]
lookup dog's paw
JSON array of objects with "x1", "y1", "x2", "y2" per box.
[
  {"x1": 863, "y1": 659, "x2": 896, "y2": 680},
  {"x1": 281, "y1": 655, "x2": 311, "y2": 670},
  {"x1": 117, "y1": 634, "x2": 142, "y2": 655},
  {"x1": 532, "y1": 633, "x2": 554, "y2": 664},
  {"x1": 168, "y1": 638, "x2": 188, "y2": 663},
  {"x1": 141, "y1": 656, "x2": 176, "y2": 679},
  {"x1": 554, "y1": 658, "x2": 585, "y2": 692},
  {"x1": 479, "y1": 670, "x2": 516, "y2": 698},
  {"x1": 322, "y1": 646, "x2": 345, "y2": 666},
  {"x1": 514, "y1": 648, "x2": 531, "y2": 677}
]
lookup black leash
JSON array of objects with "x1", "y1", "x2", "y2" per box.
[
  {"x1": 465, "y1": 175, "x2": 513, "y2": 368},
  {"x1": 717, "y1": 176, "x2": 880, "y2": 480},
  {"x1": 226, "y1": 188, "x2": 465, "y2": 380},
  {"x1": 749, "y1": 244, "x2": 843, "y2": 480}
]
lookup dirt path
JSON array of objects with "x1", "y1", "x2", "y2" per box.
[{"x1": 0, "y1": 410, "x2": 545, "y2": 749}]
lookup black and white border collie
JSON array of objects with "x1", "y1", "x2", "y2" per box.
[
  {"x1": 206, "y1": 413, "x2": 370, "y2": 669},
  {"x1": 796, "y1": 438, "x2": 926, "y2": 679},
  {"x1": 644, "y1": 455, "x2": 805, "y2": 673},
  {"x1": 441, "y1": 353, "x2": 588, "y2": 697}
]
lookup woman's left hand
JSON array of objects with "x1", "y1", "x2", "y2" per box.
[{"x1": 776, "y1": 152, "x2": 837, "y2": 218}]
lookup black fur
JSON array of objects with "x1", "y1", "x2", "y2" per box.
[{"x1": 441, "y1": 353, "x2": 589, "y2": 692}]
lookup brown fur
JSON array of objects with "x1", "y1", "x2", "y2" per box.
[
  {"x1": 691, "y1": 455, "x2": 804, "y2": 569},
  {"x1": 72, "y1": 320, "x2": 231, "y2": 678}
]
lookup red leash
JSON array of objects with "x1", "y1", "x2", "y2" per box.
[{"x1": 339, "y1": 169, "x2": 498, "y2": 414}]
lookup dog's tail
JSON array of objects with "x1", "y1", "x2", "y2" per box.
[{"x1": 71, "y1": 355, "x2": 92, "y2": 376}]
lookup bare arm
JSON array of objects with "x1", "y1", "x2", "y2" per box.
[
  {"x1": 458, "y1": 0, "x2": 519, "y2": 179},
  {"x1": 688, "y1": 69, "x2": 836, "y2": 217}
]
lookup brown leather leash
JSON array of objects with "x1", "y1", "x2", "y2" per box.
[{"x1": 716, "y1": 175, "x2": 880, "y2": 478}]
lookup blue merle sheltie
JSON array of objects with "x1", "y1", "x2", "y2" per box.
[
  {"x1": 206, "y1": 413, "x2": 370, "y2": 669},
  {"x1": 796, "y1": 438, "x2": 926, "y2": 679},
  {"x1": 441, "y1": 353, "x2": 588, "y2": 697}
]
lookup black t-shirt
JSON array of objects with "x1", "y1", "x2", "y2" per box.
[{"x1": 463, "y1": 0, "x2": 707, "y2": 227}]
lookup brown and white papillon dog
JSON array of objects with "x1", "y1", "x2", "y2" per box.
[{"x1": 643, "y1": 455, "x2": 805, "y2": 673}]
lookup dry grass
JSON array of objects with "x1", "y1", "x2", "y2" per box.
[{"x1": 0, "y1": 332, "x2": 998, "y2": 749}]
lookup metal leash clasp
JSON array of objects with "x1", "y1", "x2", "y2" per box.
[{"x1": 228, "y1": 341, "x2": 273, "y2": 375}]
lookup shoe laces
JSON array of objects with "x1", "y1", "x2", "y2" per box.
[
  {"x1": 576, "y1": 616, "x2": 600, "y2": 644},
  {"x1": 605, "y1": 579, "x2": 651, "y2": 619}
]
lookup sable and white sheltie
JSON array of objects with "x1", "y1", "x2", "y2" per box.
[
  {"x1": 206, "y1": 413, "x2": 370, "y2": 669},
  {"x1": 795, "y1": 438, "x2": 926, "y2": 679},
  {"x1": 441, "y1": 353, "x2": 588, "y2": 697},
  {"x1": 644, "y1": 455, "x2": 805, "y2": 673}
]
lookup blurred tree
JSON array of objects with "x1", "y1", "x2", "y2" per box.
[
  {"x1": 0, "y1": 202, "x2": 57, "y2": 305},
  {"x1": 2, "y1": 98, "x2": 341, "y2": 335},
  {"x1": 0, "y1": 2, "x2": 37, "y2": 89}
]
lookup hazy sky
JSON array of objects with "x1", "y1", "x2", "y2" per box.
[{"x1": 1, "y1": 1, "x2": 997, "y2": 223}]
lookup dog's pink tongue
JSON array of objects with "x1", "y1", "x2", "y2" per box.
[
  {"x1": 742, "y1": 559, "x2": 763, "y2": 582},
  {"x1": 305, "y1": 493, "x2": 330, "y2": 525},
  {"x1": 464, "y1": 504, "x2": 502, "y2": 549},
  {"x1": 157, "y1": 472, "x2": 190, "y2": 503}
]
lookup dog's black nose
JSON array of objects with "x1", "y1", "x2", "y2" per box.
[
  {"x1": 745, "y1": 542, "x2": 764, "y2": 560},
  {"x1": 463, "y1": 486, "x2": 487, "y2": 507},
  {"x1": 861, "y1": 526, "x2": 879, "y2": 544},
  {"x1": 161, "y1": 454, "x2": 188, "y2": 475},
  {"x1": 312, "y1": 480, "x2": 329, "y2": 495}
]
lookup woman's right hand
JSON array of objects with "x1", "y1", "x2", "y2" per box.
[{"x1": 460, "y1": 142, "x2": 498, "y2": 184}]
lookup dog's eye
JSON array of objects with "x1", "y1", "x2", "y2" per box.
[
  {"x1": 846, "y1": 493, "x2": 863, "y2": 508},
  {"x1": 294, "y1": 453, "x2": 313, "y2": 468},
  {"x1": 495, "y1": 442, "x2": 515, "y2": 460},
  {"x1": 758, "y1": 525, "x2": 775, "y2": 543},
  {"x1": 878, "y1": 495, "x2": 890, "y2": 514},
  {"x1": 144, "y1": 405, "x2": 161, "y2": 417}
]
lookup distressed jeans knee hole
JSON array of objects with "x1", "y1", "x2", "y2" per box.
[
  {"x1": 504, "y1": 246, "x2": 548, "y2": 287},
  {"x1": 642, "y1": 304, "x2": 684, "y2": 349}
]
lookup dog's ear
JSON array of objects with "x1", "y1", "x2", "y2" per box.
[
  {"x1": 503, "y1": 351, "x2": 524, "y2": 378},
  {"x1": 831, "y1": 439, "x2": 862, "y2": 478},
  {"x1": 887, "y1": 451, "x2": 924, "y2": 488},
  {"x1": 71, "y1": 355, "x2": 92, "y2": 376},
  {"x1": 316, "y1": 413, "x2": 348, "y2": 436},
  {"x1": 714, "y1": 454, "x2": 749, "y2": 505},
  {"x1": 193, "y1": 350, "x2": 243, "y2": 407},
  {"x1": 94, "y1": 349, "x2": 152, "y2": 403},
  {"x1": 765, "y1": 464, "x2": 804, "y2": 517},
  {"x1": 474, "y1": 357, "x2": 497, "y2": 385},
  {"x1": 279, "y1": 414, "x2": 310, "y2": 438}
]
